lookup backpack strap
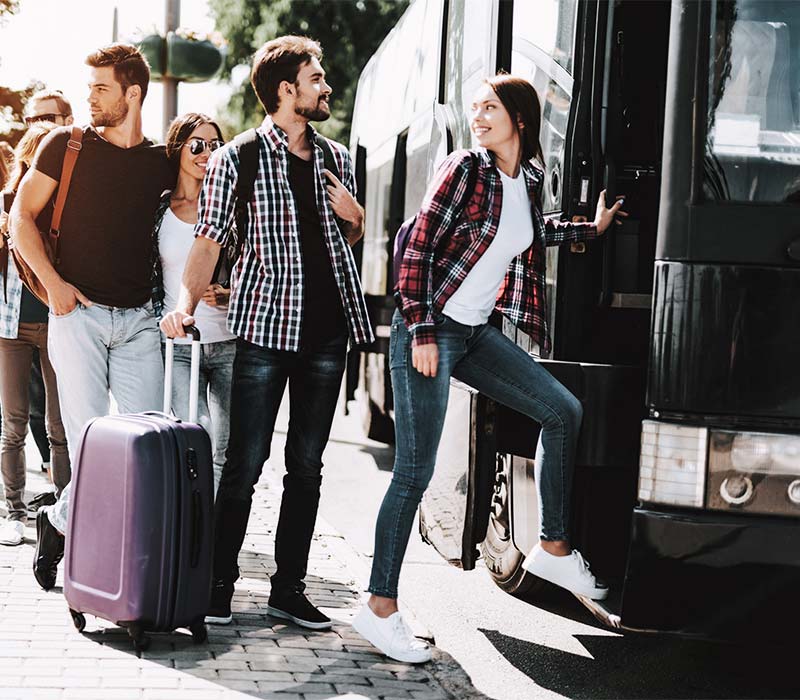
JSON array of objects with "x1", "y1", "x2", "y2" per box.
[
  {"x1": 218, "y1": 128, "x2": 260, "y2": 281},
  {"x1": 314, "y1": 133, "x2": 341, "y2": 182},
  {"x1": 463, "y1": 151, "x2": 478, "y2": 211},
  {"x1": 49, "y1": 125, "x2": 83, "y2": 265}
]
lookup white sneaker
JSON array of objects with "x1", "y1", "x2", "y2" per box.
[
  {"x1": 352, "y1": 604, "x2": 432, "y2": 664},
  {"x1": 0, "y1": 520, "x2": 25, "y2": 546},
  {"x1": 522, "y1": 543, "x2": 609, "y2": 600}
]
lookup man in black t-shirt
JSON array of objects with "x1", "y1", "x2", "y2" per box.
[{"x1": 10, "y1": 44, "x2": 174, "y2": 590}]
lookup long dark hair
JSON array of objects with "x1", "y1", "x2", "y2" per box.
[
  {"x1": 484, "y1": 74, "x2": 544, "y2": 165},
  {"x1": 165, "y1": 112, "x2": 224, "y2": 172}
]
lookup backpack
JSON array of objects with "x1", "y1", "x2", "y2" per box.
[
  {"x1": 214, "y1": 128, "x2": 342, "y2": 286},
  {"x1": 392, "y1": 151, "x2": 478, "y2": 289},
  {"x1": 4, "y1": 126, "x2": 83, "y2": 306}
]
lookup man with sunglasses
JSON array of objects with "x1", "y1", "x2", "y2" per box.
[
  {"x1": 24, "y1": 90, "x2": 74, "y2": 128},
  {"x1": 10, "y1": 44, "x2": 174, "y2": 590},
  {"x1": 161, "y1": 35, "x2": 373, "y2": 630}
]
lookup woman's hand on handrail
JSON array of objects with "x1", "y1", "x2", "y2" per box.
[{"x1": 594, "y1": 190, "x2": 628, "y2": 233}]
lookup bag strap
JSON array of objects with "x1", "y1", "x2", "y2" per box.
[
  {"x1": 216, "y1": 128, "x2": 260, "y2": 283},
  {"x1": 462, "y1": 151, "x2": 479, "y2": 213},
  {"x1": 49, "y1": 125, "x2": 83, "y2": 264},
  {"x1": 314, "y1": 133, "x2": 341, "y2": 182}
]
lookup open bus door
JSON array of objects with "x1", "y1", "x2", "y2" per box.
[{"x1": 419, "y1": 0, "x2": 671, "y2": 620}]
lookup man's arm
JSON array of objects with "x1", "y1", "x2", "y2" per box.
[
  {"x1": 159, "y1": 236, "x2": 221, "y2": 338},
  {"x1": 10, "y1": 169, "x2": 91, "y2": 314}
]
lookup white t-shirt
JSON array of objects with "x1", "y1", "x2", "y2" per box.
[
  {"x1": 159, "y1": 207, "x2": 236, "y2": 345},
  {"x1": 443, "y1": 168, "x2": 535, "y2": 326}
]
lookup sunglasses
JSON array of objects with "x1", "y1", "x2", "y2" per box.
[
  {"x1": 185, "y1": 137, "x2": 224, "y2": 155},
  {"x1": 24, "y1": 113, "x2": 64, "y2": 125}
]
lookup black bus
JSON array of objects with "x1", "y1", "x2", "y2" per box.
[{"x1": 350, "y1": 0, "x2": 800, "y2": 641}]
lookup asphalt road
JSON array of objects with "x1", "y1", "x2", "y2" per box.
[{"x1": 268, "y1": 392, "x2": 798, "y2": 700}]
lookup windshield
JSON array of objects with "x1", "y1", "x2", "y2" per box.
[{"x1": 705, "y1": 0, "x2": 800, "y2": 203}]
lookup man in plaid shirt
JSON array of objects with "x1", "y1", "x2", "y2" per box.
[{"x1": 161, "y1": 36, "x2": 373, "y2": 630}]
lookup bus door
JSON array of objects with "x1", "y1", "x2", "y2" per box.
[{"x1": 420, "y1": 0, "x2": 672, "y2": 593}]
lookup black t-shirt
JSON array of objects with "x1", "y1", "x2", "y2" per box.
[
  {"x1": 287, "y1": 151, "x2": 347, "y2": 349},
  {"x1": 18, "y1": 287, "x2": 48, "y2": 324},
  {"x1": 33, "y1": 126, "x2": 174, "y2": 307}
]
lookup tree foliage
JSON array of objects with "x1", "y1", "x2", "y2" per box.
[
  {"x1": 208, "y1": 0, "x2": 408, "y2": 144},
  {"x1": 0, "y1": 0, "x2": 18, "y2": 18}
]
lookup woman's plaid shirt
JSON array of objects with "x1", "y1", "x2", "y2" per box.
[
  {"x1": 397, "y1": 149, "x2": 599, "y2": 354},
  {"x1": 195, "y1": 117, "x2": 374, "y2": 351}
]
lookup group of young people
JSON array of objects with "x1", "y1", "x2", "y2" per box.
[{"x1": 1, "y1": 34, "x2": 624, "y2": 665}]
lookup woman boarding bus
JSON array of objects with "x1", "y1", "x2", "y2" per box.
[{"x1": 352, "y1": 74, "x2": 625, "y2": 663}]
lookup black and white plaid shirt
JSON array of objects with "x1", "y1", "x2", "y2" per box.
[{"x1": 195, "y1": 117, "x2": 374, "y2": 350}]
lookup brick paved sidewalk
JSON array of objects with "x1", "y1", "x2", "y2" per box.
[{"x1": 0, "y1": 466, "x2": 476, "y2": 700}]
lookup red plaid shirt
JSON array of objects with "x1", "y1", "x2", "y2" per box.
[{"x1": 397, "y1": 149, "x2": 599, "y2": 352}]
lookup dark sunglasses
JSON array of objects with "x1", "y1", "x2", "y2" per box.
[
  {"x1": 24, "y1": 113, "x2": 64, "y2": 125},
  {"x1": 185, "y1": 137, "x2": 224, "y2": 155}
]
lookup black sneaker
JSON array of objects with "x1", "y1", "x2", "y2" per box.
[
  {"x1": 33, "y1": 510, "x2": 64, "y2": 591},
  {"x1": 267, "y1": 590, "x2": 332, "y2": 630},
  {"x1": 205, "y1": 579, "x2": 234, "y2": 625},
  {"x1": 27, "y1": 491, "x2": 57, "y2": 517}
]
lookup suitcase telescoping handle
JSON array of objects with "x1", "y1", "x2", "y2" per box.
[{"x1": 163, "y1": 325, "x2": 202, "y2": 423}]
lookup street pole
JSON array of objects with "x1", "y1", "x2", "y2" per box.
[{"x1": 163, "y1": 0, "x2": 180, "y2": 139}]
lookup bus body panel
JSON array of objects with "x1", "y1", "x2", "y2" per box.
[
  {"x1": 649, "y1": 262, "x2": 800, "y2": 421},
  {"x1": 622, "y1": 507, "x2": 800, "y2": 642}
]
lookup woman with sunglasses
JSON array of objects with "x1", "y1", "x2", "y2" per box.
[
  {"x1": 154, "y1": 113, "x2": 233, "y2": 494},
  {"x1": 353, "y1": 75, "x2": 626, "y2": 663}
]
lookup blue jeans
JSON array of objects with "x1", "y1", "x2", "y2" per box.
[
  {"x1": 163, "y1": 340, "x2": 236, "y2": 495},
  {"x1": 44, "y1": 302, "x2": 164, "y2": 533},
  {"x1": 368, "y1": 310, "x2": 583, "y2": 598},
  {"x1": 213, "y1": 333, "x2": 347, "y2": 595}
]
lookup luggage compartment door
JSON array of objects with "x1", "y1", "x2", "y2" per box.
[{"x1": 418, "y1": 380, "x2": 496, "y2": 569}]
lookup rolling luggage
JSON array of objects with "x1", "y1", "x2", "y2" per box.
[{"x1": 63, "y1": 327, "x2": 214, "y2": 651}]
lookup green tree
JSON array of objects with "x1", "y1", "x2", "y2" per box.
[
  {"x1": 0, "y1": 1, "x2": 19, "y2": 18},
  {"x1": 209, "y1": 0, "x2": 408, "y2": 144}
]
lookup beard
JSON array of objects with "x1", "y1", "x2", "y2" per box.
[
  {"x1": 294, "y1": 97, "x2": 330, "y2": 122},
  {"x1": 91, "y1": 97, "x2": 129, "y2": 127}
]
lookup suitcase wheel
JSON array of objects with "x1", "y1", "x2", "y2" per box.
[
  {"x1": 190, "y1": 621, "x2": 208, "y2": 644},
  {"x1": 126, "y1": 623, "x2": 151, "y2": 652},
  {"x1": 69, "y1": 610, "x2": 86, "y2": 633}
]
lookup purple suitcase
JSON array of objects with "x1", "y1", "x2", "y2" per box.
[{"x1": 64, "y1": 328, "x2": 214, "y2": 650}]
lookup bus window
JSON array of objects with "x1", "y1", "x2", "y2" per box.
[
  {"x1": 512, "y1": 0, "x2": 578, "y2": 75},
  {"x1": 444, "y1": 0, "x2": 496, "y2": 147},
  {"x1": 705, "y1": 0, "x2": 800, "y2": 203},
  {"x1": 511, "y1": 0, "x2": 577, "y2": 214}
]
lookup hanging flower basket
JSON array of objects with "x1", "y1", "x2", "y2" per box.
[
  {"x1": 165, "y1": 30, "x2": 224, "y2": 83},
  {"x1": 137, "y1": 34, "x2": 166, "y2": 81}
]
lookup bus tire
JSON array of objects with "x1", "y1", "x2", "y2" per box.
[
  {"x1": 481, "y1": 456, "x2": 547, "y2": 598},
  {"x1": 481, "y1": 514, "x2": 546, "y2": 597}
]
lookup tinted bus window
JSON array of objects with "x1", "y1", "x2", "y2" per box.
[{"x1": 706, "y1": 0, "x2": 800, "y2": 203}]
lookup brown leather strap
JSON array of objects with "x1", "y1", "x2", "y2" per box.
[{"x1": 48, "y1": 125, "x2": 83, "y2": 262}]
